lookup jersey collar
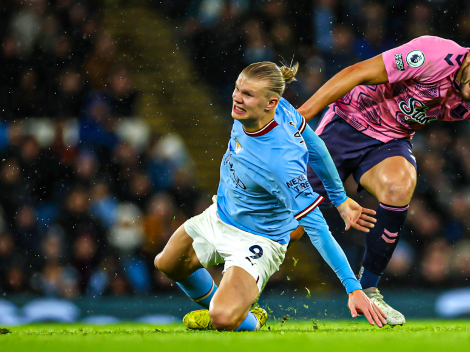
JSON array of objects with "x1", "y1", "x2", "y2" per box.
[{"x1": 243, "y1": 119, "x2": 278, "y2": 137}]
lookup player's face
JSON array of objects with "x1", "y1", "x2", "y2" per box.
[
  {"x1": 460, "y1": 63, "x2": 470, "y2": 101},
  {"x1": 231, "y1": 75, "x2": 272, "y2": 121}
]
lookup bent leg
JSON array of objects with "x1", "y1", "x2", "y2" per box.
[
  {"x1": 360, "y1": 156, "x2": 416, "y2": 206},
  {"x1": 154, "y1": 224, "x2": 203, "y2": 281},
  {"x1": 209, "y1": 266, "x2": 260, "y2": 331},
  {"x1": 155, "y1": 225, "x2": 217, "y2": 308},
  {"x1": 358, "y1": 156, "x2": 416, "y2": 287},
  {"x1": 181, "y1": 203, "x2": 285, "y2": 331}
]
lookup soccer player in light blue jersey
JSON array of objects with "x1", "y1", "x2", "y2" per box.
[{"x1": 154, "y1": 61, "x2": 387, "y2": 331}]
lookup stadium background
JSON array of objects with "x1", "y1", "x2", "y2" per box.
[{"x1": 0, "y1": 0, "x2": 469, "y2": 323}]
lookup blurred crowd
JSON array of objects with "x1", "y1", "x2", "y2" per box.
[
  {"x1": 0, "y1": 0, "x2": 137, "y2": 119},
  {"x1": 0, "y1": 0, "x2": 209, "y2": 298},
  {"x1": 161, "y1": 0, "x2": 470, "y2": 108},
  {"x1": 1, "y1": 0, "x2": 470, "y2": 299}
]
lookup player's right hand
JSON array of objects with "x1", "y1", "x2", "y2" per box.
[
  {"x1": 336, "y1": 197, "x2": 376, "y2": 232},
  {"x1": 347, "y1": 289, "x2": 388, "y2": 327}
]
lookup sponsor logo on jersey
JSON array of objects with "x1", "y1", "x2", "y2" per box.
[
  {"x1": 223, "y1": 153, "x2": 246, "y2": 190},
  {"x1": 398, "y1": 97, "x2": 434, "y2": 124},
  {"x1": 406, "y1": 50, "x2": 425, "y2": 68},
  {"x1": 286, "y1": 174, "x2": 312, "y2": 198},
  {"x1": 234, "y1": 138, "x2": 242, "y2": 154},
  {"x1": 395, "y1": 54, "x2": 405, "y2": 71}
]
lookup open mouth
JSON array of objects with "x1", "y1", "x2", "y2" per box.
[{"x1": 233, "y1": 105, "x2": 246, "y2": 114}]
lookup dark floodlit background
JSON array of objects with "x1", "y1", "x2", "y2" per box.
[{"x1": 0, "y1": 0, "x2": 469, "y2": 324}]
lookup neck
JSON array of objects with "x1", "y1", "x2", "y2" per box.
[
  {"x1": 240, "y1": 111, "x2": 275, "y2": 132},
  {"x1": 456, "y1": 56, "x2": 470, "y2": 86}
]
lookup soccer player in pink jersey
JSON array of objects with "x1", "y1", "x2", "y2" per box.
[{"x1": 294, "y1": 35, "x2": 470, "y2": 325}]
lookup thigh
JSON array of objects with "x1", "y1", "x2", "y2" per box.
[
  {"x1": 359, "y1": 156, "x2": 417, "y2": 202},
  {"x1": 354, "y1": 139, "x2": 417, "y2": 184},
  {"x1": 210, "y1": 266, "x2": 259, "y2": 319},
  {"x1": 290, "y1": 226, "x2": 305, "y2": 242}
]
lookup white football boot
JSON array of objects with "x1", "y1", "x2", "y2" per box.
[{"x1": 363, "y1": 287, "x2": 406, "y2": 326}]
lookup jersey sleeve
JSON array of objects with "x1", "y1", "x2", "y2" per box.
[
  {"x1": 382, "y1": 36, "x2": 465, "y2": 84},
  {"x1": 279, "y1": 98, "x2": 307, "y2": 132},
  {"x1": 300, "y1": 211, "x2": 362, "y2": 294},
  {"x1": 301, "y1": 124, "x2": 348, "y2": 207}
]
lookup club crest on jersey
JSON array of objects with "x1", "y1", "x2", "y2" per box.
[
  {"x1": 406, "y1": 50, "x2": 425, "y2": 68},
  {"x1": 234, "y1": 138, "x2": 242, "y2": 154},
  {"x1": 398, "y1": 97, "x2": 433, "y2": 124}
]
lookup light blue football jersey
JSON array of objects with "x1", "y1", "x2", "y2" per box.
[
  {"x1": 216, "y1": 98, "x2": 361, "y2": 293},
  {"x1": 217, "y1": 97, "x2": 347, "y2": 244}
]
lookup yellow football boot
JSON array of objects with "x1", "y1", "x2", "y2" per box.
[
  {"x1": 183, "y1": 309, "x2": 215, "y2": 330},
  {"x1": 250, "y1": 308, "x2": 268, "y2": 330}
]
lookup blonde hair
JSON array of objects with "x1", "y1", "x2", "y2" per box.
[{"x1": 240, "y1": 61, "x2": 299, "y2": 97}]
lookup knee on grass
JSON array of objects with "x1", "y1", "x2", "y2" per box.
[{"x1": 209, "y1": 306, "x2": 243, "y2": 331}]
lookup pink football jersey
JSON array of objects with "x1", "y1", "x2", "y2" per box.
[{"x1": 316, "y1": 36, "x2": 470, "y2": 143}]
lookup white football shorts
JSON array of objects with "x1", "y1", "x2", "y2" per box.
[{"x1": 184, "y1": 201, "x2": 287, "y2": 293}]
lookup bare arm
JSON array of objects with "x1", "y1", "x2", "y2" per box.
[{"x1": 297, "y1": 55, "x2": 389, "y2": 121}]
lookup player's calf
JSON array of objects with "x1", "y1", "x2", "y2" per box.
[
  {"x1": 155, "y1": 250, "x2": 218, "y2": 309},
  {"x1": 154, "y1": 225, "x2": 219, "y2": 309},
  {"x1": 359, "y1": 202, "x2": 409, "y2": 288},
  {"x1": 359, "y1": 157, "x2": 416, "y2": 288}
]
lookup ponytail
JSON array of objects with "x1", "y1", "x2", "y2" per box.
[
  {"x1": 241, "y1": 60, "x2": 299, "y2": 97},
  {"x1": 279, "y1": 62, "x2": 299, "y2": 84}
]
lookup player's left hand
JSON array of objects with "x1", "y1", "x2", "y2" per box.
[
  {"x1": 336, "y1": 198, "x2": 376, "y2": 232},
  {"x1": 348, "y1": 289, "x2": 387, "y2": 327}
]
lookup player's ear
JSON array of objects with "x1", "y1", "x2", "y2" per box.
[{"x1": 265, "y1": 97, "x2": 279, "y2": 112}]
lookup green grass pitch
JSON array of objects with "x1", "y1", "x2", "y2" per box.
[{"x1": 1, "y1": 320, "x2": 469, "y2": 352}]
